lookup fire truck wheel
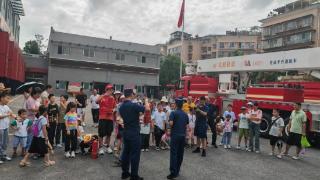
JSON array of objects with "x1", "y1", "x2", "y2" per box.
[{"x1": 260, "y1": 112, "x2": 271, "y2": 137}]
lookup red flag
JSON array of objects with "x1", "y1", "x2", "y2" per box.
[{"x1": 177, "y1": 0, "x2": 185, "y2": 28}]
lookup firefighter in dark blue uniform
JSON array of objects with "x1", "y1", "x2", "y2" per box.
[
  {"x1": 167, "y1": 98, "x2": 189, "y2": 179},
  {"x1": 119, "y1": 89, "x2": 148, "y2": 180}
]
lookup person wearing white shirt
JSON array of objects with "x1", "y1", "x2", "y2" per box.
[
  {"x1": 152, "y1": 104, "x2": 167, "y2": 150},
  {"x1": 0, "y1": 92, "x2": 14, "y2": 163},
  {"x1": 90, "y1": 89, "x2": 100, "y2": 127}
]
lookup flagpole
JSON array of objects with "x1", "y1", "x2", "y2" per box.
[{"x1": 179, "y1": 0, "x2": 185, "y2": 78}]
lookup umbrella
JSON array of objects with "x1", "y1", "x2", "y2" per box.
[{"x1": 16, "y1": 82, "x2": 45, "y2": 94}]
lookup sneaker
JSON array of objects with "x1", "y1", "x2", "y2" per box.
[
  {"x1": 236, "y1": 145, "x2": 241, "y2": 150},
  {"x1": 269, "y1": 152, "x2": 275, "y2": 156},
  {"x1": 0, "y1": 160, "x2": 3, "y2": 164},
  {"x1": 247, "y1": 149, "x2": 252, "y2": 152},
  {"x1": 218, "y1": 143, "x2": 223, "y2": 146},
  {"x1": 155, "y1": 147, "x2": 160, "y2": 151},
  {"x1": 161, "y1": 147, "x2": 166, "y2": 150},
  {"x1": 201, "y1": 150, "x2": 206, "y2": 157},
  {"x1": 107, "y1": 147, "x2": 113, "y2": 154},
  {"x1": 70, "y1": 151, "x2": 75, "y2": 158},
  {"x1": 255, "y1": 150, "x2": 260, "y2": 154},
  {"x1": 99, "y1": 148, "x2": 105, "y2": 155},
  {"x1": 82, "y1": 122, "x2": 86, "y2": 127},
  {"x1": 3, "y1": 156, "x2": 11, "y2": 161},
  {"x1": 227, "y1": 145, "x2": 231, "y2": 149},
  {"x1": 145, "y1": 149, "x2": 149, "y2": 152},
  {"x1": 56, "y1": 144, "x2": 63, "y2": 148},
  {"x1": 224, "y1": 145, "x2": 227, "y2": 149},
  {"x1": 213, "y1": 144, "x2": 218, "y2": 148},
  {"x1": 276, "y1": 154, "x2": 282, "y2": 159},
  {"x1": 141, "y1": 149, "x2": 145, "y2": 152},
  {"x1": 65, "y1": 152, "x2": 71, "y2": 158},
  {"x1": 292, "y1": 156, "x2": 300, "y2": 160},
  {"x1": 192, "y1": 147, "x2": 200, "y2": 153},
  {"x1": 245, "y1": 147, "x2": 250, "y2": 151}
]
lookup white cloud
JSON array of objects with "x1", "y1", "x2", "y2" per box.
[{"x1": 19, "y1": 0, "x2": 296, "y2": 47}]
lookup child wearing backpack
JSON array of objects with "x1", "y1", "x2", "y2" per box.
[
  {"x1": 64, "y1": 102, "x2": 79, "y2": 158},
  {"x1": 11, "y1": 109, "x2": 32, "y2": 157},
  {"x1": 20, "y1": 105, "x2": 55, "y2": 167},
  {"x1": 268, "y1": 109, "x2": 285, "y2": 157}
]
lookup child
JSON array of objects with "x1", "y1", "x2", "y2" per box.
[
  {"x1": 222, "y1": 114, "x2": 233, "y2": 149},
  {"x1": 268, "y1": 109, "x2": 284, "y2": 157},
  {"x1": 47, "y1": 94, "x2": 59, "y2": 147},
  {"x1": 140, "y1": 102, "x2": 151, "y2": 152},
  {"x1": 237, "y1": 106, "x2": 250, "y2": 150},
  {"x1": 187, "y1": 109, "x2": 196, "y2": 147},
  {"x1": 20, "y1": 105, "x2": 55, "y2": 167},
  {"x1": 64, "y1": 102, "x2": 79, "y2": 158},
  {"x1": 11, "y1": 109, "x2": 32, "y2": 157},
  {"x1": 160, "y1": 129, "x2": 171, "y2": 150},
  {"x1": 56, "y1": 94, "x2": 68, "y2": 148},
  {"x1": 0, "y1": 92, "x2": 14, "y2": 163},
  {"x1": 215, "y1": 116, "x2": 224, "y2": 136},
  {"x1": 220, "y1": 104, "x2": 236, "y2": 146}
]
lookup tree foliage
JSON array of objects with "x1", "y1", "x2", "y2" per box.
[
  {"x1": 159, "y1": 55, "x2": 185, "y2": 88},
  {"x1": 23, "y1": 40, "x2": 41, "y2": 54},
  {"x1": 23, "y1": 34, "x2": 47, "y2": 54}
]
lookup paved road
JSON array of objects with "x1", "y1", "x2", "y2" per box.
[{"x1": 1, "y1": 96, "x2": 319, "y2": 180}]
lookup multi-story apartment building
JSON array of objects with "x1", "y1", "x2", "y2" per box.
[
  {"x1": 260, "y1": 0, "x2": 320, "y2": 52},
  {"x1": 47, "y1": 27, "x2": 161, "y2": 98},
  {"x1": 0, "y1": 0, "x2": 25, "y2": 91},
  {"x1": 166, "y1": 30, "x2": 261, "y2": 63}
]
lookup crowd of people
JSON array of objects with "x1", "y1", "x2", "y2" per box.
[{"x1": 0, "y1": 83, "x2": 309, "y2": 180}]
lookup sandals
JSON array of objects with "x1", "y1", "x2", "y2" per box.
[
  {"x1": 44, "y1": 160, "x2": 55, "y2": 167},
  {"x1": 19, "y1": 160, "x2": 31, "y2": 167}
]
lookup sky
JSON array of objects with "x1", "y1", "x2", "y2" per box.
[{"x1": 19, "y1": 0, "x2": 295, "y2": 47}]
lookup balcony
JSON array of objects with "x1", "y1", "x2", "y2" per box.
[{"x1": 263, "y1": 40, "x2": 314, "y2": 52}]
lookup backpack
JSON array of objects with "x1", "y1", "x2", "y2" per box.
[{"x1": 32, "y1": 118, "x2": 42, "y2": 137}]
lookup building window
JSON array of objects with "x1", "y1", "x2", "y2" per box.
[
  {"x1": 81, "y1": 82, "x2": 92, "y2": 90},
  {"x1": 114, "y1": 84, "x2": 124, "y2": 92},
  {"x1": 188, "y1": 45, "x2": 193, "y2": 52},
  {"x1": 207, "y1": 47, "x2": 212, "y2": 51},
  {"x1": 229, "y1": 42, "x2": 235, "y2": 48},
  {"x1": 137, "y1": 56, "x2": 146, "y2": 63},
  {"x1": 136, "y1": 85, "x2": 144, "y2": 94},
  {"x1": 201, "y1": 47, "x2": 207, "y2": 53},
  {"x1": 286, "y1": 32, "x2": 312, "y2": 45},
  {"x1": 212, "y1": 44, "x2": 217, "y2": 49},
  {"x1": 56, "y1": 81, "x2": 68, "y2": 90},
  {"x1": 83, "y1": 48, "x2": 95, "y2": 57},
  {"x1": 57, "y1": 45, "x2": 70, "y2": 55},
  {"x1": 116, "y1": 53, "x2": 125, "y2": 61},
  {"x1": 188, "y1": 53, "x2": 192, "y2": 60},
  {"x1": 219, "y1": 42, "x2": 224, "y2": 49}
]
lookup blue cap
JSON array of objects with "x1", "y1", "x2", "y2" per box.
[{"x1": 175, "y1": 98, "x2": 184, "y2": 106}]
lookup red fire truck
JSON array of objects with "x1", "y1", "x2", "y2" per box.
[{"x1": 176, "y1": 47, "x2": 320, "y2": 147}]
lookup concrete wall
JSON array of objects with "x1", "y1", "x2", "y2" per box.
[
  {"x1": 48, "y1": 43, "x2": 160, "y2": 69},
  {"x1": 48, "y1": 65, "x2": 159, "y2": 94}
]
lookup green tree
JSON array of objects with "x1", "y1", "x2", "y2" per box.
[
  {"x1": 23, "y1": 40, "x2": 41, "y2": 54},
  {"x1": 159, "y1": 55, "x2": 185, "y2": 88},
  {"x1": 23, "y1": 34, "x2": 47, "y2": 54},
  {"x1": 232, "y1": 50, "x2": 244, "y2": 56}
]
